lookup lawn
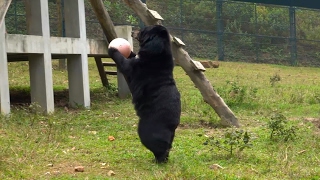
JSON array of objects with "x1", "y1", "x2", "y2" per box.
[{"x1": 0, "y1": 59, "x2": 319, "y2": 180}]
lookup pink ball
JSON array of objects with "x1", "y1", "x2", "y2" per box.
[{"x1": 108, "y1": 38, "x2": 131, "y2": 58}]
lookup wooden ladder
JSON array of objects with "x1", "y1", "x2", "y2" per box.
[{"x1": 94, "y1": 57, "x2": 117, "y2": 87}]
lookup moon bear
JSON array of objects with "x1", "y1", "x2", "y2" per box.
[{"x1": 108, "y1": 25, "x2": 181, "y2": 163}]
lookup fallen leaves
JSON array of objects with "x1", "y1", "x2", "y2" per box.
[
  {"x1": 108, "y1": 136, "x2": 115, "y2": 141},
  {"x1": 297, "y1": 150, "x2": 307, "y2": 154},
  {"x1": 209, "y1": 164, "x2": 224, "y2": 170},
  {"x1": 88, "y1": 131, "x2": 97, "y2": 135}
]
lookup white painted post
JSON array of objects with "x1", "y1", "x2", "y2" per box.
[
  {"x1": 63, "y1": 0, "x2": 90, "y2": 108},
  {"x1": 114, "y1": 25, "x2": 133, "y2": 99},
  {"x1": 25, "y1": 0, "x2": 54, "y2": 114},
  {"x1": 0, "y1": 21, "x2": 10, "y2": 115},
  {"x1": 0, "y1": 0, "x2": 12, "y2": 27}
]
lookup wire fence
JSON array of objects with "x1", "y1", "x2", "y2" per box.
[{"x1": 4, "y1": 0, "x2": 320, "y2": 67}]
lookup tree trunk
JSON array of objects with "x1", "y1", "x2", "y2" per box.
[{"x1": 88, "y1": 0, "x2": 118, "y2": 42}]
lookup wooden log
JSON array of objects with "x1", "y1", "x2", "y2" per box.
[
  {"x1": 88, "y1": 0, "x2": 117, "y2": 42},
  {"x1": 123, "y1": 0, "x2": 240, "y2": 127},
  {"x1": 0, "y1": 0, "x2": 12, "y2": 27}
]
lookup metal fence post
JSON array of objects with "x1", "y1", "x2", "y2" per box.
[
  {"x1": 216, "y1": 0, "x2": 224, "y2": 60},
  {"x1": 254, "y1": 3, "x2": 259, "y2": 62},
  {"x1": 139, "y1": 0, "x2": 146, "y2": 28},
  {"x1": 180, "y1": 0, "x2": 184, "y2": 41},
  {"x1": 289, "y1": 6, "x2": 297, "y2": 65},
  {"x1": 14, "y1": 0, "x2": 17, "y2": 33}
]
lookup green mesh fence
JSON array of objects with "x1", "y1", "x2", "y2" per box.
[{"x1": 4, "y1": 0, "x2": 320, "y2": 67}]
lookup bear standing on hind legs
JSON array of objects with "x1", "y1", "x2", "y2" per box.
[{"x1": 108, "y1": 25, "x2": 181, "y2": 163}]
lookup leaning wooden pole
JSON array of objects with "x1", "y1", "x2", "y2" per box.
[
  {"x1": 88, "y1": 0, "x2": 117, "y2": 42},
  {"x1": 0, "y1": 0, "x2": 12, "y2": 27},
  {"x1": 123, "y1": 0, "x2": 240, "y2": 127}
]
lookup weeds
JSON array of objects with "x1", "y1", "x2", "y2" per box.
[
  {"x1": 270, "y1": 73, "x2": 281, "y2": 87},
  {"x1": 204, "y1": 129, "x2": 253, "y2": 157},
  {"x1": 267, "y1": 112, "x2": 297, "y2": 142},
  {"x1": 217, "y1": 80, "x2": 258, "y2": 107}
]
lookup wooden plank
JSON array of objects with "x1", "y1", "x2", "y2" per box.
[
  {"x1": 0, "y1": 0, "x2": 12, "y2": 27},
  {"x1": 102, "y1": 62, "x2": 116, "y2": 66},
  {"x1": 105, "y1": 71, "x2": 118, "y2": 75}
]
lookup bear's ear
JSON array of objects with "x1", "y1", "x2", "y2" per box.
[{"x1": 158, "y1": 29, "x2": 169, "y2": 38}]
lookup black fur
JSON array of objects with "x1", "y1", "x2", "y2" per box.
[{"x1": 108, "y1": 25, "x2": 181, "y2": 163}]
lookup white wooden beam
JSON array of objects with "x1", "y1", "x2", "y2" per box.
[
  {"x1": 64, "y1": 0, "x2": 90, "y2": 108},
  {"x1": 5, "y1": 34, "x2": 109, "y2": 56},
  {"x1": 0, "y1": 0, "x2": 12, "y2": 27},
  {"x1": 0, "y1": 21, "x2": 10, "y2": 115},
  {"x1": 114, "y1": 25, "x2": 132, "y2": 99},
  {"x1": 25, "y1": 0, "x2": 54, "y2": 114}
]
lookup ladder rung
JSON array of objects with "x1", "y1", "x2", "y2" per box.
[
  {"x1": 102, "y1": 62, "x2": 116, "y2": 66},
  {"x1": 105, "y1": 71, "x2": 117, "y2": 75}
]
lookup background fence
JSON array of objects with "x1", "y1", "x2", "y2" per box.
[{"x1": 5, "y1": 0, "x2": 320, "y2": 67}]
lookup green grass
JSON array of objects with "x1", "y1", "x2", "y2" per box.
[{"x1": 1, "y1": 59, "x2": 320, "y2": 179}]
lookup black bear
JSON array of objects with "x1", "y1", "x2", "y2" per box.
[{"x1": 108, "y1": 25, "x2": 181, "y2": 163}]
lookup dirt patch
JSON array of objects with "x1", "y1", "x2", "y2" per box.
[
  {"x1": 10, "y1": 89, "x2": 70, "y2": 108},
  {"x1": 304, "y1": 117, "x2": 320, "y2": 130}
]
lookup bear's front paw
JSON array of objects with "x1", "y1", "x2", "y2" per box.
[
  {"x1": 108, "y1": 47, "x2": 119, "y2": 58},
  {"x1": 128, "y1": 51, "x2": 137, "y2": 58}
]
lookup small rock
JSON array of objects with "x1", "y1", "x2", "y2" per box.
[
  {"x1": 75, "y1": 166, "x2": 85, "y2": 172},
  {"x1": 107, "y1": 170, "x2": 116, "y2": 176},
  {"x1": 52, "y1": 170, "x2": 60, "y2": 175},
  {"x1": 47, "y1": 163, "x2": 53, "y2": 167}
]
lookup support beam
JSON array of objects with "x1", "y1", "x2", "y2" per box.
[
  {"x1": 5, "y1": 34, "x2": 110, "y2": 56},
  {"x1": 64, "y1": 0, "x2": 90, "y2": 108},
  {"x1": 114, "y1": 26, "x2": 132, "y2": 99},
  {"x1": 25, "y1": 0, "x2": 54, "y2": 114},
  {"x1": 0, "y1": 21, "x2": 10, "y2": 115},
  {"x1": 57, "y1": 0, "x2": 66, "y2": 70},
  {"x1": 0, "y1": 0, "x2": 12, "y2": 27}
]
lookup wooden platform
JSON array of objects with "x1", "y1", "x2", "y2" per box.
[
  {"x1": 6, "y1": 34, "x2": 110, "y2": 61},
  {"x1": 0, "y1": 0, "x2": 131, "y2": 115}
]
